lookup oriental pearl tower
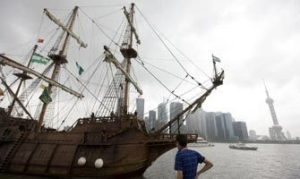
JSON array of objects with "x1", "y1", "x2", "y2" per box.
[{"x1": 264, "y1": 82, "x2": 286, "y2": 140}]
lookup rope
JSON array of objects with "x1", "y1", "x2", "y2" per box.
[
  {"x1": 135, "y1": 6, "x2": 189, "y2": 75},
  {"x1": 63, "y1": 66, "x2": 110, "y2": 112},
  {"x1": 136, "y1": 6, "x2": 208, "y2": 90},
  {"x1": 80, "y1": 4, "x2": 126, "y2": 8},
  {"x1": 136, "y1": 56, "x2": 189, "y2": 105},
  {"x1": 160, "y1": 33, "x2": 210, "y2": 79},
  {"x1": 137, "y1": 58, "x2": 199, "y2": 87},
  {"x1": 58, "y1": 58, "x2": 110, "y2": 128},
  {"x1": 79, "y1": 8, "x2": 121, "y2": 47},
  {"x1": 94, "y1": 9, "x2": 122, "y2": 20},
  {"x1": 166, "y1": 74, "x2": 188, "y2": 102},
  {"x1": 91, "y1": 67, "x2": 109, "y2": 112}
]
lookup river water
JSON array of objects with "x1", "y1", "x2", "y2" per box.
[
  {"x1": 1, "y1": 143, "x2": 300, "y2": 179},
  {"x1": 144, "y1": 143, "x2": 300, "y2": 179}
]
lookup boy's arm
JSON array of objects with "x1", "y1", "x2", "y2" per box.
[
  {"x1": 196, "y1": 159, "x2": 213, "y2": 177},
  {"x1": 176, "y1": 170, "x2": 183, "y2": 179}
]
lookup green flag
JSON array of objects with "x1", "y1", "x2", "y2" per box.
[
  {"x1": 76, "y1": 62, "x2": 84, "y2": 75},
  {"x1": 212, "y1": 54, "x2": 221, "y2": 63},
  {"x1": 39, "y1": 87, "x2": 52, "y2": 104},
  {"x1": 31, "y1": 53, "x2": 50, "y2": 65}
]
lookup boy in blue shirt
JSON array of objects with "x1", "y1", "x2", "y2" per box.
[{"x1": 175, "y1": 134, "x2": 213, "y2": 179}]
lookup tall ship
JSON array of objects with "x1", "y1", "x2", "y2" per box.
[{"x1": 0, "y1": 3, "x2": 224, "y2": 178}]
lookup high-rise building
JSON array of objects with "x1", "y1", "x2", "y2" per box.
[
  {"x1": 157, "y1": 102, "x2": 168, "y2": 132},
  {"x1": 233, "y1": 121, "x2": 248, "y2": 141},
  {"x1": 157, "y1": 102, "x2": 168, "y2": 122},
  {"x1": 249, "y1": 130, "x2": 257, "y2": 140},
  {"x1": 215, "y1": 114, "x2": 225, "y2": 140},
  {"x1": 136, "y1": 98, "x2": 144, "y2": 120},
  {"x1": 186, "y1": 109, "x2": 207, "y2": 138},
  {"x1": 199, "y1": 110, "x2": 207, "y2": 139},
  {"x1": 170, "y1": 102, "x2": 183, "y2": 133},
  {"x1": 186, "y1": 109, "x2": 201, "y2": 133},
  {"x1": 149, "y1": 110, "x2": 156, "y2": 130},
  {"x1": 205, "y1": 112, "x2": 218, "y2": 141},
  {"x1": 222, "y1": 113, "x2": 235, "y2": 139},
  {"x1": 206, "y1": 112, "x2": 236, "y2": 141},
  {"x1": 264, "y1": 83, "x2": 286, "y2": 140}
]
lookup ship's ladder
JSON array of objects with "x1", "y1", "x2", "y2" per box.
[{"x1": 0, "y1": 132, "x2": 27, "y2": 172}]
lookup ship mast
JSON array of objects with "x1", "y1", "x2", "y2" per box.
[
  {"x1": 36, "y1": 6, "x2": 79, "y2": 132},
  {"x1": 8, "y1": 45, "x2": 37, "y2": 116},
  {"x1": 121, "y1": 3, "x2": 140, "y2": 115}
]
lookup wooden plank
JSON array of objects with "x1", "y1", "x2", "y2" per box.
[{"x1": 23, "y1": 142, "x2": 39, "y2": 172}]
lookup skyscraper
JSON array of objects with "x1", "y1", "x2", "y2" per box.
[
  {"x1": 249, "y1": 130, "x2": 257, "y2": 140},
  {"x1": 264, "y1": 83, "x2": 286, "y2": 140},
  {"x1": 157, "y1": 102, "x2": 168, "y2": 132},
  {"x1": 215, "y1": 114, "x2": 225, "y2": 140},
  {"x1": 205, "y1": 112, "x2": 218, "y2": 141},
  {"x1": 222, "y1": 113, "x2": 235, "y2": 140},
  {"x1": 157, "y1": 102, "x2": 168, "y2": 122},
  {"x1": 186, "y1": 109, "x2": 207, "y2": 138},
  {"x1": 232, "y1": 121, "x2": 248, "y2": 141},
  {"x1": 170, "y1": 102, "x2": 183, "y2": 133},
  {"x1": 149, "y1": 110, "x2": 156, "y2": 130},
  {"x1": 186, "y1": 109, "x2": 201, "y2": 133},
  {"x1": 136, "y1": 98, "x2": 144, "y2": 120}
]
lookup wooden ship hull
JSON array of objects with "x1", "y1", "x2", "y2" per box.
[{"x1": 0, "y1": 110, "x2": 197, "y2": 178}]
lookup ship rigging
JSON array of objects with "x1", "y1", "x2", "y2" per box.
[{"x1": 0, "y1": 3, "x2": 224, "y2": 178}]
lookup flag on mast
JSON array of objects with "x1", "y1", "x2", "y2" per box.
[
  {"x1": 39, "y1": 87, "x2": 52, "y2": 104},
  {"x1": 212, "y1": 54, "x2": 221, "y2": 63},
  {"x1": 31, "y1": 53, "x2": 50, "y2": 65},
  {"x1": 76, "y1": 62, "x2": 84, "y2": 75},
  {"x1": 37, "y1": 38, "x2": 44, "y2": 43}
]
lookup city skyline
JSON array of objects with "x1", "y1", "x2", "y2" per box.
[{"x1": 142, "y1": 98, "x2": 296, "y2": 139}]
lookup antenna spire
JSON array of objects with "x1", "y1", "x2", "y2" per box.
[{"x1": 263, "y1": 79, "x2": 270, "y2": 98}]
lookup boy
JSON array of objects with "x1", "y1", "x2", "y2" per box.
[{"x1": 175, "y1": 134, "x2": 213, "y2": 179}]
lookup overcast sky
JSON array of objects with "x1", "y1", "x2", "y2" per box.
[{"x1": 0, "y1": 0, "x2": 299, "y2": 137}]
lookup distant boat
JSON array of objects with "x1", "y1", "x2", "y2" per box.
[
  {"x1": 229, "y1": 143, "x2": 258, "y2": 150},
  {"x1": 189, "y1": 137, "x2": 214, "y2": 147}
]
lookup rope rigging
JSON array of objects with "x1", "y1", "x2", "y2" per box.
[
  {"x1": 135, "y1": 56, "x2": 189, "y2": 105},
  {"x1": 79, "y1": 8, "x2": 122, "y2": 47},
  {"x1": 0, "y1": 4, "x2": 222, "y2": 133},
  {"x1": 160, "y1": 33, "x2": 211, "y2": 79},
  {"x1": 58, "y1": 56, "x2": 111, "y2": 128},
  {"x1": 134, "y1": 5, "x2": 210, "y2": 101},
  {"x1": 63, "y1": 61, "x2": 111, "y2": 113}
]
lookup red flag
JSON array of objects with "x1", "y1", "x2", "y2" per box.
[{"x1": 37, "y1": 38, "x2": 44, "y2": 43}]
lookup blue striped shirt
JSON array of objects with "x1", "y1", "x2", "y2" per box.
[{"x1": 174, "y1": 148, "x2": 205, "y2": 179}]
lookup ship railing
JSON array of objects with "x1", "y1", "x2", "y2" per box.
[
  {"x1": 156, "y1": 133, "x2": 198, "y2": 141},
  {"x1": 68, "y1": 116, "x2": 116, "y2": 129}
]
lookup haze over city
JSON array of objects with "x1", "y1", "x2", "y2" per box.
[{"x1": 0, "y1": 0, "x2": 299, "y2": 137}]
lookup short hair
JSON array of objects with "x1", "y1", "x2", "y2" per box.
[{"x1": 176, "y1": 134, "x2": 187, "y2": 147}]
